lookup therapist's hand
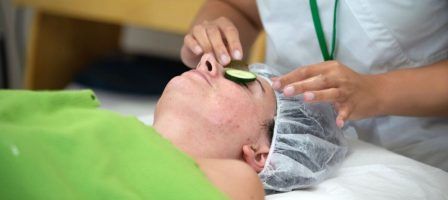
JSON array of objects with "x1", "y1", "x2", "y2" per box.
[
  {"x1": 181, "y1": 17, "x2": 243, "y2": 68},
  {"x1": 272, "y1": 61, "x2": 380, "y2": 127}
]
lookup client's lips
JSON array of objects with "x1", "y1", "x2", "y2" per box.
[{"x1": 190, "y1": 70, "x2": 212, "y2": 86}]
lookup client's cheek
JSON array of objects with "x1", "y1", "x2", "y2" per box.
[{"x1": 209, "y1": 99, "x2": 255, "y2": 128}]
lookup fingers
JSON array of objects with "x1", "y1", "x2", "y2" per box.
[
  {"x1": 284, "y1": 83, "x2": 351, "y2": 128},
  {"x1": 206, "y1": 24, "x2": 231, "y2": 65},
  {"x1": 270, "y1": 77, "x2": 279, "y2": 81},
  {"x1": 269, "y1": 61, "x2": 364, "y2": 127},
  {"x1": 282, "y1": 74, "x2": 336, "y2": 97},
  {"x1": 180, "y1": 45, "x2": 202, "y2": 68},
  {"x1": 192, "y1": 24, "x2": 213, "y2": 53},
  {"x1": 273, "y1": 62, "x2": 334, "y2": 90},
  {"x1": 217, "y1": 18, "x2": 243, "y2": 60},
  {"x1": 336, "y1": 105, "x2": 351, "y2": 128},
  {"x1": 334, "y1": 102, "x2": 351, "y2": 128},
  {"x1": 184, "y1": 34, "x2": 203, "y2": 55},
  {"x1": 183, "y1": 17, "x2": 243, "y2": 66},
  {"x1": 302, "y1": 88, "x2": 344, "y2": 102}
]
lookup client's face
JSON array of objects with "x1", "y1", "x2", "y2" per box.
[{"x1": 154, "y1": 54, "x2": 276, "y2": 172}]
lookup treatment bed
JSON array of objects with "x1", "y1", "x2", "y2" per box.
[{"x1": 70, "y1": 86, "x2": 448, "y2": 200}]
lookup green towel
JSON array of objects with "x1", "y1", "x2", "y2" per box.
[{"x1": 0, "y1": 90, "x2": 227, "y2": 200}]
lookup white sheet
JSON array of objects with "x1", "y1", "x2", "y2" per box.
[{"x1": 266, "y1": 138, "x2": 448, "y2": 200}]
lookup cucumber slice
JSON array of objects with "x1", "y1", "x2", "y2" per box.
[{"x1": 225, "y1": 68, "x2": 257, "y2": 83}]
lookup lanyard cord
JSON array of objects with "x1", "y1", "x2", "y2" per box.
[{"x1": 309, "y1": 0, "x2": 339, "y2": 61}]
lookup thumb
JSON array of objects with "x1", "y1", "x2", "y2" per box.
[{"x1": 336, "y1": 106, "x2": 351, "y2": 128}]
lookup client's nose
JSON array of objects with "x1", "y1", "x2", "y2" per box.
[{"x1": 196, "y1": 53, "x2": 223, "y2": 77}]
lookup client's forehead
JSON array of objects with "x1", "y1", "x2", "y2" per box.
[
  {"x1": 256, "y1": 76, "x2": 275, "y2": 102},
  {"x1": 255, "y1": 75, "x2": 277, "y2": 118},
  {"x1": 256, "y1": 76, "x2": 273, "y2": 90}
]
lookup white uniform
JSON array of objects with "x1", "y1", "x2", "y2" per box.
[{"x1": 256, "y1": 0, "x2": 448, "y2": 170}]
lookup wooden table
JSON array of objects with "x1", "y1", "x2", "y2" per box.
[{"x1": 14, "y1": 0, "x2": 265, "y2": 89}]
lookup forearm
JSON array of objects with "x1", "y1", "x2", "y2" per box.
[
  {"x1": 190, "y1": 0, "x2": 262, "y2": 55},
  {"x1": 373, "y1": 60, "x2": 448, "y2": 117}
]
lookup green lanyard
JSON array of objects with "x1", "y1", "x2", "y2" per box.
[{"x1": 309, "y1": 0, "x2": 339, "y2": 61}]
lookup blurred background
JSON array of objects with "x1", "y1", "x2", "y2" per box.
[{"x1": 0, "y1": 0, "x2": 263, "y2": 117}]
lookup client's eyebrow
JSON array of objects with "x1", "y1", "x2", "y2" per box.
[
  {"x1": 255, "y1": 79, "x2": 266, "y2": 93},
  {"x1": 262, "y1": 118, "x2": 275, "y2": 144}
]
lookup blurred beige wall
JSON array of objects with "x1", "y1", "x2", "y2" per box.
[
  {"x1": 4, "y1": 6, "x2": 185, "y2": 89},
  {"x1": 121, "y1": 25, "x2": 184, "y2": 60},
  {"x1": 20, "y1": 9, "x2": 185, "y2": 59}
]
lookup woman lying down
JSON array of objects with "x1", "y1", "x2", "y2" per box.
[{"x1": 0, "y1": 54, "x2": 347, "y2": 199}]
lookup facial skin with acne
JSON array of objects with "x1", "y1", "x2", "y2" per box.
[
  {"x1": 154, "y1": 53, "x2": 276, "y2": 173},
  {"x1": 154, "y1": 53, "x2": 345, "y2": 196}
]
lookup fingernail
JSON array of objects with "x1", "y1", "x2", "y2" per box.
[
  {"x1": 220, "y1": 54, "x2": 230, "y2": 64},
  {"x1": 194, "y1": 46, "x2": 203, "y2": 55},
  {"x1": 233, "y1": 50, "x2": 242, "y2": 60},
  {"x1": 283, "y1": 86, "x2": 295, "y2": 96},
  {"x1": 304, "y1": 92, "x2": 315, "y2": 101},
  {"x1": 272, "y1": 81, "x2": 281, "y2": 90},
  {"x1": 336, "y1": 119, "x2": 344, "y2": 128}
]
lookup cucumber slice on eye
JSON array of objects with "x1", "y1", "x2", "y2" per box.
[{"x1": 224, "y1": 68, "x2": 257, "y2": 83}]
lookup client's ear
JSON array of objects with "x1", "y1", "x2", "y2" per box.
[{"x1": 242, "y1": 144, "x2": 270, "y2": 173}]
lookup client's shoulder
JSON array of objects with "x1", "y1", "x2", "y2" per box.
[
  {"x1": 196, "y1": 158, "x2": 265, "y2": 200},
  {"x1": 197, "y1": 159, "x2": 260, "y2": 183}
]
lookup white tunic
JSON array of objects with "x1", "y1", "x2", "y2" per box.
[{"x1": 257, "y1": 0, "x2": 448, "y2": 170}]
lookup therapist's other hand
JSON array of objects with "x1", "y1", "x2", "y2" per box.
[
  {"x1": 181, "y1": 17, "x2": 243, "y2": 68},
  {"x1": 272, "y1": 61, "x2": 380, "y2": 127}
]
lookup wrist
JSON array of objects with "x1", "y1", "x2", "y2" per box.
[{"x1": 365, "y1": 73, "x2": 389, "y2": 117}]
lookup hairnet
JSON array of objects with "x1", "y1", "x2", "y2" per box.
[{"x1": 250, "y1": 63, "x2": 348, "y2": 192}]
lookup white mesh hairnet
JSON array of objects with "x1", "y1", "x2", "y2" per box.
[{"x1": 250, "y1": 63, "x2": 348, "y2": 192}]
